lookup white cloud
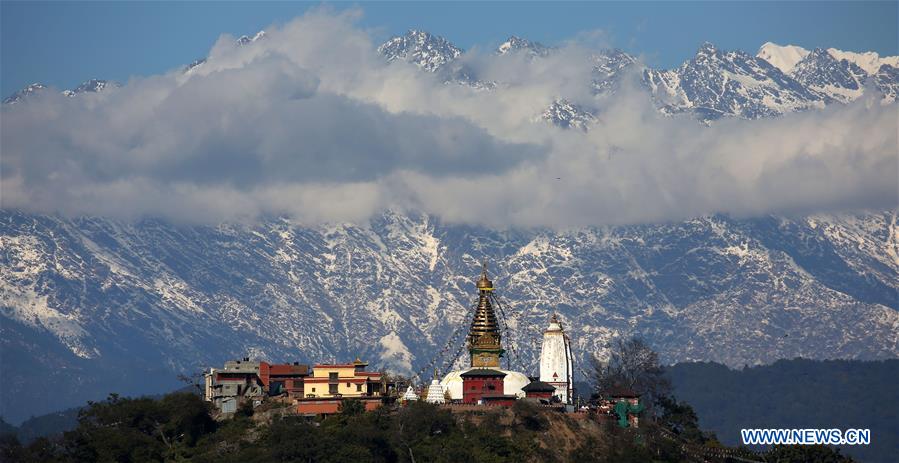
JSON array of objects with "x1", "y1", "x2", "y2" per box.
[{"x1": 1, "y1": 9, "x2": 896, "y2": 227}]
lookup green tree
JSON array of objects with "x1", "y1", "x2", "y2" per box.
[
  {"x1": 655, "y1": 396, "x2": 711, "y2": 443},
  {"x1": 61, "y1": 392, "x2": 215, "y2": 462},
  {"x1": 338, "y1": 398, "x2": 365, "y2": 416}
]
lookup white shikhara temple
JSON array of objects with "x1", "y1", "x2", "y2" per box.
[{"x1": 539, "y1": 314, "x2": 574, "y2": 404}]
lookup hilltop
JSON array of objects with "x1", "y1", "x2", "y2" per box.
[{"x1": 0, "y1": 392, "x2": 855, "y2": 463}]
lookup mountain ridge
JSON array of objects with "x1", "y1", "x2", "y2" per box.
[
  {"x1": 8, "y1": 32, "x2": 897, "y2": 125},
  {"x1": 2, "y1": 208, "x2": 897, "y2": 424}
]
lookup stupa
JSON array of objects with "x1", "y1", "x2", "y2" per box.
[
  {"x1": 402, "y1": 385, "x2": 420, "y2": 402},
  {"x1": 424, "y1": 370, "x2": 446, "y2": 404},
  {"x1": 440, "y1": 264, "x2": 529, "y2": 400}
]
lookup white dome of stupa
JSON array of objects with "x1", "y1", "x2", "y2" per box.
[{"x1": 440, "y1": 368, "x2": 530, "y2": 401}]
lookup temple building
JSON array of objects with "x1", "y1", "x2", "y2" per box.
[
  {"x1": 522, "y1": 379, "x2": 557, "y2": 401},
  {"x1": 440, "y1": 265, "x2": 530, "y2": 401},
  {"x1": 539, "y1": 314, "x2": 574, "y2": 404}
]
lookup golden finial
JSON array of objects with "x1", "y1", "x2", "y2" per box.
[{"x1": 476, "y1": 261, "x2": 494, "y2": 291}]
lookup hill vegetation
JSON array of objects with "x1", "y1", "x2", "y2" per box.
[{"x1": 0, "y1": 392, "x2": 855, "y2": 463}]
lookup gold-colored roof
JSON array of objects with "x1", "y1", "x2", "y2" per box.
[{"x1": 476, "y1": 262, "x2": 494, "y2": 291}]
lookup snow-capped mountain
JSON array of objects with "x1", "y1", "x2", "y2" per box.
[
  {"x1": 62, "y1": 79, "x2": 119, "y2": 97},
  {"x1": 756, "y1": 42, "x2": 811, "y2": 74},
  {"x1": 2, "y1": 209, "x2": 897, "y2": 423},
  {"x1": 182, "y1": 30, "x2": 265, "y2": 75},
  {"x1": 377, "y1": 29, "x2": 463, "y2": 73},
  {"x1": 759, "y1": 42, "x2": 899, "y2": 76},
  {"x1": 3, "y1": 79, "x2": 118, "y2": 104},
  {"x1": 496, "y1": 36, "x2": 552, "y2": 57},
  {"x1": 757, "y1": 43, "x2": 899, "y2": 104},
  {"x1": 237, "y1": 30, "x2": 266, "y2": 46},
  {"x1": 540, "y1": 99, "x2": 597, "y2": 130},
  {"x1": 873, "y1": 64, "x2": 899, "y2": 102},
  {"x1": 2, "y1": 83, "x2": 46, "y2": 104},
  {"x1": 591, "y1": 49, "x2": 639, "y2": 95},
  {"x1": 643, "y1": 42, "x2": 825, "y2": 121},
  {"x1": 790, "y1": 48, "x2": 869, "y2": 103},
  {"x1": 827, "y1": 47, "x2": 899, "y2": 74},
  {"x1": 370, "y1": 32, "x2": 899, "y2": 124},
  {"x1": 8, "y1": 31, "x2": 897, "y2": 123},
  {"x1": 184, "y1": 58, "x2": 207, "y2": 74}
]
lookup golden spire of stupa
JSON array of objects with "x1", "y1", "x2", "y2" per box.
[{"x1": 468, "y1": 262, "x2": 503, "y2": 368}]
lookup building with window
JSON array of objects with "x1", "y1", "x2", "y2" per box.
[
  {"x1": 204, "y1": 358, "x2": 267, "y2": 413},
  {"x1": 267, "y1": 362, "x2": 310, "y2": 398},
  {"x1": 460, "y1": 369, "x2": 507, "y2": 404},
  {"x1": 522, "y1": 380, "x2": 557, "y2": 401},
  {"x1": 303, "y1": 359, "x2": 383, "y2": 398}
]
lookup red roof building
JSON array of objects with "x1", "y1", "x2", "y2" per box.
[{"x1": 460, "y1": 369, "x2": 506, "y2": 404}]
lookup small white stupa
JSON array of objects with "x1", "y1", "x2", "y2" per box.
[
  {"x1": 425, "y1": 370, "x2": 446, "y2": 404},
  {"x1": 402, "y1": 385, "x2": 420, "y2": 402}
]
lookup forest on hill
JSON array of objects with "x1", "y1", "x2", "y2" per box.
[
  {"x1": 668, "y1": 358, "x2": 899, "y2": 463},
  {"x1": 2, "y1": 357, "x2": 892, "y2": 462},
  {"x1": 0, "y1": 392, "x2": 852, "y2": 463}
]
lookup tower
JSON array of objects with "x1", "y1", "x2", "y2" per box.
[
  {"x1": 439, "y1": 262, "x2": 530, "y2": 401},
  {"x1": 539, "y1": 314, "x2": 573, "y2": 404},
  {"x1": 468, "y1": 263, "x2": 504, "y2": 368}
]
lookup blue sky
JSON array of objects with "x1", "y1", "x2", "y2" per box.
[{"x1": 2, "y1": 1, "x2": 897, "y2": 97}]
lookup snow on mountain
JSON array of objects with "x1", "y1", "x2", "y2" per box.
[
  {"x1": 2, "y1": 83, "x2": 47, "y2": 105},
  {"x1": 873, "y1": 64, "x2": 899, "y2": 102},
  {"x1": 756, "y1": 42, "x2": 811, "y2": 73},
  {"x1": 791, "y1": 48, "x2": 868, "y2": 103},
  {"x1": 2, "y1": 209, "x2": 897, "y2": 423},
  {"x1": 182, "y1": 31, "x2": 264, "y2": 75},
  {"x1": 237, "y1": 30, "x2": 266, "y2": 46},
  {"x1": 755, "y1": 43, "x2": 899, "y2": 103},
  {"x1": 184, "y1": 58, "x2": 207, "y2": 74},
  {"x1": 62, "y1": 79, "x2": 120, "y2": 97},
  {"x1": 3, "y1": 79, "x2": 118, "y2": 104},
  {"x1": 377, "y1": 29, "x2": 463, "y2": 72},
  {"x1": 757, "y1": 43, "x2": 899, "y2": 76},
  {"x1": 540, "y1": 99, "x2": 597, "y2": 130},
  {"x1": 591, "y1": 49, "x2": 639, "y2": 95},
  {"x1": 496, "y1": 36, "x2": 553, "y2": 57},
  {"x1": 643, "y1": 42, "x2": 824, "y2": 121},
  {"x1": 826, "y1": 48, "x2": 899, "y2": 75}
]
